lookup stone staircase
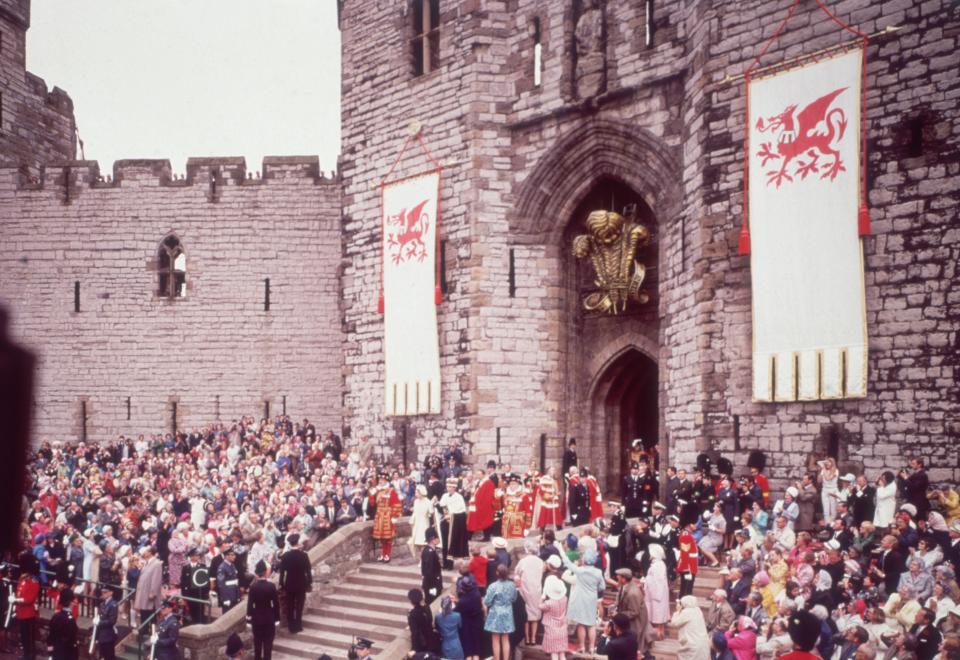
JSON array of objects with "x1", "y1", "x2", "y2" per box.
[{"x1": 271, "y1": 559, "x2": 454, "y2": 660}]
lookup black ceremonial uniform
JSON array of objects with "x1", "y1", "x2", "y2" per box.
[
  {"x1": 154, "y1": 612, "x2": 180, "y2": 660},
  {"x1": 48, "y1": 609, "x2": 79, "y2": 660},
  {"x1": 179, "y1": 559, "x2": 210, "y2": 624},
  {"x1": 426, "y1": 477, "x2": 445, "y2": 502},
  {"x1": 621, "y1": 474, "x2": 644, "y2": 519},
  {"x1": 420, "y1": 544, "x2": 443, "y2": 605},
  {"x1": 638, "y1": 473, "x2": 658, "y2": 518},
  {"x1": 246, "y1": 577, "x2": 280, "y2": 660},
  {"x1": 95, "y1": 594, "x2": 119, "y2": 660},
  {"x1": 567, "y1": 478, "x2": 591, "y2": 526}
]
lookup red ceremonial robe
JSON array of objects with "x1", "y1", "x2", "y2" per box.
[
  {"x1": 754, "y1": 473, "x2": 770, "y2": 507},
  {"x1": 676, "y1": 530, "x2": 698, "y2": 576},
  {"x1": 586, "y1": 476, "x2": 603, "y2": 522},
  {"x1": 467, "y1": 477, "x2": 496, "y2": 532}
]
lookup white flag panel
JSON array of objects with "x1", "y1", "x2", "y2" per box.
[
  {"x1": 382, "y1": 171, "x2": 442, "y2": 415},
  {"x1": 748, "y1": 50, "x2": 868, "y2": 401}
]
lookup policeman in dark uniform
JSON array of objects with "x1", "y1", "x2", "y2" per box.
[
  {"x1": 567, "y1": 469, "x2": 591, "y2": 526},
  {"x1": 245, "y1": 560, "x2": 280, "y2": 660},
  {"x1": 637, "y1": 463, "x2": 659, "y2": 519},
  {"x1": 621, "y1": 463, "x2": 644, "y2": 519},
  {"x1": 152, "y1": 599, "x2": 180, "y2": 660},
  {"x1": 352, "y1": 637, "x2": 374, "y2": 659},
  {"x1": 95, "y1": 583, "x2": 119, "y2": 660},
  {"x1": 420, "y1": 529, "x2": 443, "y2": 605},
  {"x1": 216, "y1": 547, "x2": 240, "y2": 613},
  {"x1": 179, "y1": 547, "x2": 209, "y2": 624},
  {"x1": 48, "y1": 591, "x2": 78, "y2": 660}
]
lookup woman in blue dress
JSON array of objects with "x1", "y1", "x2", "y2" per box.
[
  {"x1": 483, "y1": 564, "x2": 518, "y2": 660},
  {"x1": 455, "y1": 572, "x2": 484, "y2": 660},
  {"x1": 562, "y1": 549, "x2": 606, "y2": 654},
  {"x1": 435, "y1": 595, "x2": 464, "y2": 660}
]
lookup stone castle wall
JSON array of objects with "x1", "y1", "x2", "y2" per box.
[
  {"x1": 338, "y1": 0, "x2": 959, "y2": 490},
  {"x1": 0, "y1": 0, "x2": 76, "y2": 168},
  {"x1": 0, "y1": 157, "x2": 344, "y2": 442}
]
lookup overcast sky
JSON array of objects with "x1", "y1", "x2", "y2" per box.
[{"x1": 28, "y1": 1, "x2": 341, "y2": 176}]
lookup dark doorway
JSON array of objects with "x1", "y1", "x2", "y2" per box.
[{"x1": 589, "y1": 348, "x2": 659, "y2": 493}]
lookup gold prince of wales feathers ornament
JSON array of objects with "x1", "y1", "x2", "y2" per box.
[{"x1": 572, "y1": 209, "x2": 651, "y2": 314}]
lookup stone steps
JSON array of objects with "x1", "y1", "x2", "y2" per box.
[{"x1": 269, "y1": 558, "x2": 441, "y2": 660}]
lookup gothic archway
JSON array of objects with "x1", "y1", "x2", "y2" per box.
[{"x1": 588, "y1": 348, "x2": 659, "y2": 493}]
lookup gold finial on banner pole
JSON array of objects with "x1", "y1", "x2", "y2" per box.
[{"x1": 407, "y1": 120, "x2": 423, "y2": 137}]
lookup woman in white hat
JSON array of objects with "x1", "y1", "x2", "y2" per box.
[
  {"x1": 817, "y1": 458, "x2": 840, "y2": 524},
  {"x1": 540, "y1": 575, "x2": 569, "y2": 660},
  {"x1": 669, "y1": 594, "x2": 710, "y2": 660},
  {"x1": 409, "y1": 484, "x2": 435, "y2": 558},
  {"x1": 644, "y1": 544, "x2": 671, "y2": 639}
]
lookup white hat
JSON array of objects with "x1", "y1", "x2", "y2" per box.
[
  {"x1": 899, "y1": 503, "x2": 917, "y2": 517},
  {"x1": 786, "y1": 487, "x2": 799, "y2": 498},
  {"x1": 543, "y1": 577, "x2": 566, "y2": 601},
  {"x1": 826, "y1": 539, "x2": 841, "y2": 550},
  {"x1": 546, "y1": 554, "x2": 562, "y2": 569},
  {"x1": 492, "y1": 537, "x2": 507, "y2": 549},
  {"x1": 653, "y1": 501, "x2": 665, "y2": 510},
  {"x1": 840, "y1": 473, "x2": 855, "y2": 482}
]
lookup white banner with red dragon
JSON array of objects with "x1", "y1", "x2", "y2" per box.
[
  {"x1": 381, "y1": 170, "x2": 441, "y2": 415},
  {"x1": 747, "y1": 49, "x2": 868, "y2": 401}
]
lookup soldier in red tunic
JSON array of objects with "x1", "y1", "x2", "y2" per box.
[
  {"x1": 582, "y1": 467, "x2": 605, "y2": 523},
  {"x1": 13, "y1": 554, "x2": 40, "y2": 660},
  {"x1": 467, "y1": 460, "x2": 499, "y2": 540},
  {"x1": 370, "y1": 472, "x2": 403, "y2": 562},
  {"x1": 676, "y1": 514, "x2": 699, "y2": 597}
]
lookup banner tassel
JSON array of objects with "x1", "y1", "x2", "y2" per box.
[
  {"x1": 434, "y1": 284, "x2": 442, "y2": 305},
  {"x1": 377, "y1": 289, "x2": 384, "y2": 314},
  {"x1": 738, "y1": 225, "x2": 751, "y2": 256},
  {"x1": 858, "y1": 203, "x2": 871, "y2": 236}
]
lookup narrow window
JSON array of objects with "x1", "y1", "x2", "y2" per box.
[
  {"x1": 80, "y1": 400, "x2": 88, "y2": 443},
  {"x1": 411, "y1": 0, "x2": 440, "y2": 76},
  {"x1": 439, "y1": 240, "x2": 448, "y2": 294},
  {"x1": 508, "y1": 248, "x2": 516, "y2": 298},
  {"x1": 264, "y1": 400, "x2": 270, "y2": 420},
  {"x1": 645, "y1": 0, "x2": 655, "y2": 48},
  {"x1": 74, "y1": 281, "x2": 80, "y2": 312},
  {"x1": 157, "y1": 235, "x2": 187, "y2": 298},
  {"x1": 126, "y1": 396, "x2": 131, "y2": 421},
  {"x1": 282, "y1": 395, "x2": 287, "y2": 416},
  {"x1": 170, "y1": 400, "x2": 178, "y2": 435},
  {"x1": 533, "y1": 17, "x2": 542, "y2": 87},
  {"x1": 264, "y1": 277, "x2": 271, "y2": 311}
]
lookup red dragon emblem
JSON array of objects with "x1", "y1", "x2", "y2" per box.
[
  {"x1": 386, "y1": 199, "x2": 430, "y2": 264},
  {"x1": 755, "y1": 87, "x2": 849, "y2": 188}
]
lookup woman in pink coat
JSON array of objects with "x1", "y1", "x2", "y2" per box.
[
  {"x1": 644, "y1": 545, "x2": 671, "y2": 638},
  {"x1": 724, "y1": 616, "x2": 758, "y2": 660},
  {"x1": 540, "y1": 577, "x2": 569, "y2": 660}
]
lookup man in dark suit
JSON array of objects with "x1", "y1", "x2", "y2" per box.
[
  {"x1": 910, "y1": 607, "x2": 942, "y2": 660},
  {"x1": 561, "y1": 439, "x2": 578, "y2": 477},
  {"x1": 246, "y1": 561, "x2": 280, "y2": 660},
  {"x1": 567, "y1": 468, "x2": 590, "y2": 526},
  {"x1": 48, "y1": 591, "x2": 79, "y2": 660},
  {"x1": 872, "y1": 534, "x2": 904, "y2": 596},
  {"x1": 604, "y1": 614, "x2": 638, "y2": 660},
  {"x1": 420, "y1": 529, "x2": 443, "y2": 605},
  {"x1": 723, "y1": 568, "x2": 752, "y2": 616},
  {"x1": 216, "y1": 547, "x2": 240, "y2": 613},
  {"x1": 278, "y1": 534, "x2": 311, "y2": 633},
  {"x1": 94, "y1": 584, "x2": 118, "y2": 660},
  {"x1": 898, "y1": 458, "x2": 931, "y2": 519}
]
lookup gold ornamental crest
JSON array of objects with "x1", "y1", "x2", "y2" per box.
[{"x1": 572, "y1": 208, "x2": 651, "y2": 314}]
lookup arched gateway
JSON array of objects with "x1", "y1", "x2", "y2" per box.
[{"x1": 512, "y1": 119, "x2": 681, "y2": 494}]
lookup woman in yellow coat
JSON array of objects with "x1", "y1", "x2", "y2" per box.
[{"x1": 933, "y1": 486, "x2": 960, "y2": 525}]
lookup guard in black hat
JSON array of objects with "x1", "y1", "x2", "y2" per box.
[
  {"x1": 152, "y1": 598, "x2": 179, "y2": 660},
  {"x1": 785, "y1": 609, "x2": 822, "y2": 658},
  {"x1": 180, "y1": 547, "x2": 209, "y2": 624},
  {"x1": 420, "y1": 528, "x2": 443, "y2": 605},
  {"x1": 225, "y1": 632, "x2": 244, "y2": 659},
  {"x1": 246, "y1": 560, "x2": 279, "y2": 660}
]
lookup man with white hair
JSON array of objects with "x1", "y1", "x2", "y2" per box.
[
  {"x1": 705, "y1": 588, "x2": 736, "y2": 634},
  {"x1": 134, "y1": 546, "x2": 163, "y2": 626},
  {"x1": 771, "y1": 515, "x2": 796, "y2": 552}
]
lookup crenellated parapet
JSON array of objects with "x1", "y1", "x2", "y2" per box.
[{"x1": 1, "y1": 156, "x2": 340, "y2": 201}]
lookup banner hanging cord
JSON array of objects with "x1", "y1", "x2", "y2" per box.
[{"x1": 738, "y1": 0, "x2": 880, "y2": 255}]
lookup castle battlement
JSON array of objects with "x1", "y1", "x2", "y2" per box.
[{"x1": 1, "y1": 156, "x2": 339, "y2": 195}]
